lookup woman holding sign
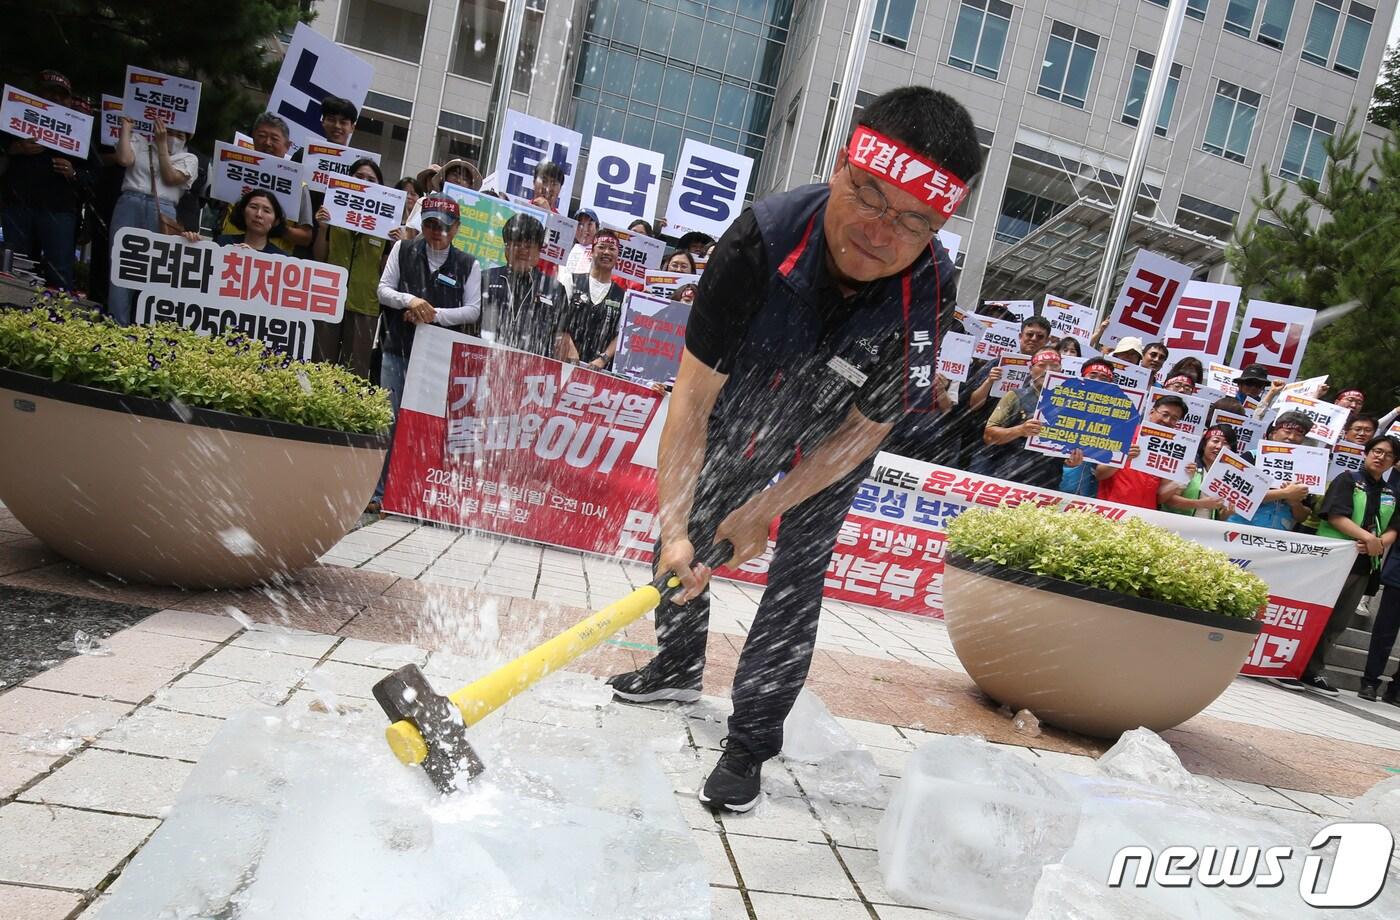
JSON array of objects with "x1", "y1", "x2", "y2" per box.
[
  {"x1": 312, "y1": 158, "x2": 388, "y2": 378},
  {"x1": 209, "y1": 190, "x2": 286, "y2": 254}
]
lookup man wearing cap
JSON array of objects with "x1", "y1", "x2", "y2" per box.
[
  {"x1": 605, "y1": 86, "x2": 982, "y2": 812},
  {"x1": 561, "y1": 227, "x2": 627, "y2": 369},
  {"x1": 370, "y1": 195, "x2": 482, "y2": 511},
  {"x1": 981, "y1": 348, "x2": 1066, "y2": 488},
  {"x1": 1233, "y1": 364, "x2": 1271, "y2": 406},
  {"x1": 1, "y1": 70, "x2": 92, "y2": 289},
  {"x1": 566, "y1": 208, "x2": 598, "y2": 274},
  {"x1": 1223, "y1": 410, "x2": 1315, "y2": 531},
  {"x1": 479, "y1": 214, "x2": 572, "y2": 359}
]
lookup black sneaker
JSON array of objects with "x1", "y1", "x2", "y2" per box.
[
  {"x1": 698, "y1": 740, "x2": 762, "y2": 813},
  {"x1": 1268, "y1": 677, "x2": 1307, "y2": 692},
  {"x1": 607, "y1": 658, "x2": 702, "y2": 704},
  {"x1": 1359, "y1": 682, "x2": 1381, "y2": 702},
  {"x1": 1299, "y1": 674, "x2": 1339, "y2": 696}
]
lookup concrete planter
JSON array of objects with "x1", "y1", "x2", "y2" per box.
[
  {"x1": 943, "y1": 552, "x2": 1261, "y2": 738},
  {"x1": 0, "y1": 369, "x2": 388, "y2": 588}
]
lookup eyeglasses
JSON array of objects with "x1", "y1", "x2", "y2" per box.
[
  {"x1": 845, "y1": 165, "x2": 938, "y2": 242},
  {"x1": 1367, "y1": 447, "x2": 1396, "y2": 459}
]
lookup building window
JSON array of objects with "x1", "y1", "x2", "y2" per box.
[
  {"x1": 450, "y1": 0, "x2": 547, "y2": 91},
  {"x1": 1279, "y1": 109, "x2": 1336, "y2": 180},
  {"x1": 1301, "y1": 0, "x2": 1373, "y2": 76},
  {"x1": 813, "y1": 85, "x2": 878, "y2": 179},
  {"x1": 339, "y1": 0, "x2": 430, "y2": 63},
  {"x1": 1223, "y1": 0, "x2": 1297, "y2": 49},
  {"x1": 995, "y1": 187, "x2": 1067, "y2": 243},
  {"x1": 948, "y1": 0, "x2": 1013, "y2": 80},
  {"x1": 1202, "y1": 80, "x2": 1261, "y2": 163},
  {"x1": 1038, "y1": 21, "x2": 1099, "y2": 109},
  {"x1": 1122, "y1": 50, "x2": 1182, "y2": 136},
  {"x1": 871, "y1": 0, "x2": 917, "y2": 50},
  {"x1": 1145, "y1": 0, "x2": 1209, "y2": 20}
]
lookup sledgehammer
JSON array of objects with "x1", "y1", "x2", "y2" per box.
[{"x1": 373, "y1": 541, "x2": 733, "y2": 792}]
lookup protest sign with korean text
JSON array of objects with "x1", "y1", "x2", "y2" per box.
[
  {"x1": 1027, "y1": 373, "x2": 1144, "y2": 466},
  {"x1": 936, "y1": 228, "x2": 961, "y2": 261},
  {"x1": 1206, "y1": 363, "x2": 1242, "y2": 397},
  {"x1": 971, "y1": 314, "x2": 1021, "y2": 360},
  {"x1": 1257, "y1": 440, "x2": 1330, "y2": 495},
  {"x1": 1103, "y1": 355, "x2": 1153, "y2": 394},
  {"x1": 1161, "y1": 280, "x2": 1240, "y2": 365},
  {"x1": 539, "y1": 213, "x2": 578, "y2": 267},
  {"x1": 122, "y1": 67, "x2": 200, "y2": 135},
  {"x1": 1329, "y1": 441, "x2": 1366, "y2": 483},
  {"x1": 210, "y1": 142, "x2": 302, "y2": 217},
  {"x1": 935, "y1": 332, "x2": 975, "y2": 383},
  {"x1": 1152, "y1": 387, "x2": 1211, "y2": 437},
  {"x1": 990, "y1": 353, "x2": 1032, "y2": 398},
  {"x1": 663, "y1": 138, "x2": 753, "y2": 239},
  {"x1": 233, "y1": 131, "x2": 256, "y2": 149},
  {"x1": 322, "y1": 176, "x2": 405, "y2": 240},
  {"x1": 1270, "y1": 393, "x2": 1348, "y2": 446},
  {"x1": 1043, "y1": 295, "x2": 1095, "y2": 349},
  {"x1": 983, "y1": 300, "x2": 1034, "y2": 321},
  {"x1": 644, "y1": 272, "x2": 700, "y2": 298},
  {"x1": 614, "y1": 292, "x2": 690, "y2": 386},
  {"x1": 495, "y1": 109, "x2": 582, "y2": 204},
  {"x1": 1129, "y1": 423, "x2": 1201, "y2": 483},
  {"x1": 1101, "y1": 250, "x2": 1193, "y2": 348},
  {"x1": 1279, "y1": 375, "x2": 1328, "y2": 401},
  {"x1": 953, "y1": 309, "x2": 985, "y2": 340},
  {"x1": 610, "y1": 227, "x2": 666, "y2": 286},
  {"x1": 268, "y1": 23, "x2": 374, "y2": 147},
  {"x1": 442, "y1": 182, "x2": 546, "y2": 270},
  {"x1": 100, "y1": 95, "x2": 142, "y2": 146},
  {"x1": 109, "y1": 228, "x2": 345, "y2": 360},
  {"x1": 1, "y1": 86, "x2": 91, "y2": 158},
  {"x1": 1212, "y1": 411, "x2": 1268, "y2": 454},
  {"x1": 1202, "y1": 448, "x2": 1272, "y2": 521},
  {"x1": 1229, "y1": 299, "x2": 1315, "y2": 381},
  {"x1": 581, "y1": 136, "x2": 664, "y2": 227},
  {"x1": 300, "y1": 142, "x2": 381, "y2": 193}
]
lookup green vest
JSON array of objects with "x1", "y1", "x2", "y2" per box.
[
  {"x1": 327, "y1": 226, "x2": 386, "y2": 317},
  {"x1": 1317, "y1": 472, "x2": 1396, "y2": 569},
  {"x1": 1167, "y1": 470, "x2": 1204, "y2": 516}
]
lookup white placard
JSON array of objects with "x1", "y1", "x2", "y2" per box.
[
  {"x1": 1256, "y1": 440, "x2": 1330, "y2": 495},
  {"x1": 232, "y1": 131, "x2": 257, "y2": 150},
  {"x1": 1161, "y1": 280, "x2": 1241, "y2": 366},
  {"x1": 971, "y1": 315, "x2": 1021, "y2": 360},
  {"x1": 935, "y1": 332, "x2": 975, "y2": 383},
  {"x1": 1229, "y1": 299, "x2": 1315, "y2": 382},
  {"x1": 983, "y1": 300, "x2": 1034, "y2": 321},
  {"x1": 1212, "y1": 411, "x2": 1269, "y2": 455},
  {"x1": 1129, "y1": 422, "x2": 1201, "y2": 483},
  {"x1": 1, "y1": 85, "x2": 91, "y2": 158},
  {"x1": 299, "y1": 141, "x2": 381, "y2": 193},
  {"x1": 1104, "y1": 355, "x2": 1154, "y2": 392},
  {"x1": 1151, "y1": 387, "x2": 1212, "y2": 438},
  {"x1": 663, "y1": 138, "x2": 754, "y2": 239},
  {"x1": 644, "y1": 272, "x2": 700, "y2": 297},
  {"x1": 1102, "y1": 250, "x2": 1193, "y2": 349},
  {"x1": 1043, "y1": 295, "x2": 1095, "y2": 350},
  {"x1": 268, "y1": 23, "x2": 375, "y2": 148},
  {"x1": 1278, "y1": 375, "x2": 1329, "y2": 401},
  {"x1": 990, "y1": 353, "x2": 1032, "y2": 398},
  {"x1": 1329, "y1": 441, "x2": 1367, "y2": 484},
  {"x1": 1270, "y1": 393, "x2": 1350, "y2": 446},
  {"x1": 610, "y1": 227, "x2": 666, "y2": 286},
  {"x1": 580, "y1": 136, "x2": 664, "y2": 228},
  {"x1": 541, "y1": 213, "x2": 578, "y2": 267},
  {"x1": 1205, "y1": 363, "x2": 1242, "y2": 397},
  {"x1": 494, "y1": 109, "x2": 582, "y2": 205},
  {"x1": 100, "y1": 95, "x2": 125, "y2": 146},
  {"x1": 210, "y1": 141, "x2": 303, "y2": 217},
  {"x1": 122, "y1": 66, "x2": 200, "y2": 135},
  {"x1": 936, "y1": 228, "x2": 961, "y2": 261},
  {"x1": 1201, "y1": 448, "x2": 1273, "y2": 521},
  {"x1": 322, "y1": 176, "x2": 405, "y2": 240}
]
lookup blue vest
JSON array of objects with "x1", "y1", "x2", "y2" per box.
[{"x1": 713, "y1": 184, "x2": 953, "y2": 470}]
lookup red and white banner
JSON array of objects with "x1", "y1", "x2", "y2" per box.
[
  {"x1": 1229, "y1": 300, "x2": 1315, "y2": 381},
  {"x1": 935, "y1": 332, "x2": 975, "y2": 383},
  {"x1": 1161, "y1": 281, "x2": 1240, "y2": 366},
  {"x1": 384, "y1": 327, "x2": 1353, "y2": 678},
  {"x1": 1270, "y1": 393, "x2": 1349, "y2": 446},
  {"x1": 1101, "y1": 250, "x2": 1193, "y2": 349}
]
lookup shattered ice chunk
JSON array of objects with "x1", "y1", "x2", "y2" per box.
[
  {"x1": 781, "y1": 689, "x2": 857, "y2": 764},
  {"x1": 1095, "y1": 727, "x2": 1213, "y2": 798},
  {"x1": 1012, "y1": 709, "x2": 1041, "y2": 738},
  {"x1": 60, "y1": 629, "x2": 113, "y2": 657},
  {"x1": 218, "y1": 527, "x2": 261, "y2": 557}
]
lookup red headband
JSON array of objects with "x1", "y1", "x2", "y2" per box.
[
  {"x1": 847, "y1": 126, "x2": 969, "y2": 218},
  {"x1": 1338, "y1": 389, "x2": 1365, "y2": 400}
]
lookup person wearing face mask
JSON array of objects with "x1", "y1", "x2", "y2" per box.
[
  {"x1": 106, "y1": 117, "x2": 198, "y2": 324},
  {"x1": 1163, "y1": 425, "x2": 1235, "y2": 518},
  {"x1": 562, "y1": 228, "x2": 627, "y2": 369},
  {"x1": 479, "y1": 214, "x2": 573, "y2": 359},
  {"x1": 311, "y1": 158, "x2": 389, "y2": 377}
]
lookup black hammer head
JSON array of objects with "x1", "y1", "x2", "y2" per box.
[{"x1": 373, "y1": 664, "x2": 485, "y2": 793}]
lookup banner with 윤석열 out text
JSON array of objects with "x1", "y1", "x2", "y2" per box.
[{"x1": 384, "y1": 326, "x2": 1352, "y2": 679}]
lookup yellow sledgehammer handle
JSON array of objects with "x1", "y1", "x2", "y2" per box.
[{"x1": 384, "y1": 541, "x2": 731, "y2": 766}]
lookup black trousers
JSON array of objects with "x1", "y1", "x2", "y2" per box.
[
  {"x1": 651, "y1": 442, "x2": 871, "y2": 762},
  {"x1": 1305, "y1": 570, "x2": 1369, "y2": 680},
  {"x1": 1363, "y1": 586, "x2": 1400, "y2": 687}
]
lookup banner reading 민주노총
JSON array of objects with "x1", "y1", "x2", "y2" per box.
[
  {"x1": 1026, "y1": 372, "x2": 1144, "y2": 467},
  {"x1": 109, "y1": 228, "x2": 346, "y2": 360},
  {"x1": 382, "y1": 327, "x2": 1352, "y2": 680}
]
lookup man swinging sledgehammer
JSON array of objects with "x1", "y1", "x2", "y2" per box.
[{"x1": 605, "y1": 86, "x2": 984, "y2": 812}]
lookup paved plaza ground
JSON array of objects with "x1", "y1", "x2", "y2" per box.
[{"x1": 2, "y1": 509, "x2": 1399, "y2": 918}]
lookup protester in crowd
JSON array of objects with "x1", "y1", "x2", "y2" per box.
[
  {"x1": 1142, "y1": 341, "x2": 1170, "y2": 375},
  {"x1": 1057, "y1": 356, "x2": 1118, "y2": 496},
  {"x1": 1359, "y1": 441, "x2": 1400, "y2": 702},
  {"x1": 1, "y1": 70, "x2": 94, "y2": 289},
  {"x1": 672, "y1": 282, "x2": 698, "y2": 304},
  {"x1": 1056, "y1": 335, "x2": 1082, "y2": 358},
  {"x1": 318, "y1": 96, "x2": 358, "y2": 145},
  {"x1": 1162, "y1": 374, "x2": 1196, "y2": 395},
  {"x1": 664, "y1": 250, "x2": 698, "y2": 274},
  {"x1": 628, "y1": 218, "x2": 654, "y2": 237},
  {"x1": 1335, "y1": 388, "x2": 1366, "y2": 415},
  {"x1": 1292, "y1": 435, "x2": 1400, "y2": 697},
  {"x1": 215, "y1": 113, "x2": 311, "y2": 253},
  {"x1": 1347, "y1": 415, "x2": 1380, "y2": 444},
  {"x1": 1081, "y1": 356, "x2": 1115, "y2": 383},
  {"x1": 982, "y1": 348, "x2": 1065, "y2": 488},
  {"x1": 1164, "y1": 425, "x2": 1235, "y2": 518},
  {"x1": 1109, "y1": 336, "x2": 1145, "y2": 366},
  {"x1": 1086, "y1": 394, "x2": 1191, "y2": 509},
  {"x1": 312, "y1": 158, "x2": 388, "y2": 378},
  {"x1": 106, "y1": 117, "x2": 198, "y2": 324},
  {"x1": 387, "y1": 176, "x2": 424, "y2": 243},
  {"x1": 206, "y1": 189, "x2": 286, "y2": 254},
  {"x1": 562, "y1": 227, "x2": 626, "y2": 369},
  {"x1": 402, "y1": 159, "x2": 480, "y2": 237},
  {"x1": 1164, "y1": 356, "x2": 1205, "y2": 384},
  {"x1": 440, "y1": 158, "x2": 481, "y2": 192},
  {"x1": 674, "y1": 230, "x2": 715, "y2": 256},
  {"x1": 566, "y1": 207, "x2": 598, "y2": 274},
  {"x1": 957, "y1": 315, "x2": 1052, "y2": 473},
  {"x1": 479, "y1": 214, "x2": 572, "y2": 358},
  {"x1": 416, "y1": 165, "x2": 440, "y2": 194},
  {"x1": 1233, "y1": 363, "x2": 1271, "y2": 404},
  {"x1": 531, "y1": 160, "x2": 565, "y2": 211},
  {"x1": 1223, "y1": 410, "x2": 1316, "y2": 530},
  {"x1": 1208, "y1": 396, "x2": 1247, "y2": 424}
]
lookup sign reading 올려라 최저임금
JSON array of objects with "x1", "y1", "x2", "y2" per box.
[{"x1": 1, "y1": 85, "x2": 92, "y2": 159}]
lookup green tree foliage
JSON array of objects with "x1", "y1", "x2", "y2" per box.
[
  {"x1": 1370, "y1": 42, "x2": 1400, "y2": 132},
  {"x1": 1, "y1": 1, "x2": 310, "y2": 148},
  {"x1": 1227, "y1": 117, "x2": 1400, "y2": 405}
]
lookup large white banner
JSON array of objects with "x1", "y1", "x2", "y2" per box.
[
  {"x1": 1101, "y1": 250, "x2": 1193, "y2": 349},
  {"x1": 580, "y1": 136, "x2": 664, "y2": 228},
  {"x1": 663, "y1": 138, "x2": 754, "y2": 239},
  {"x1": 210, "y1": 142, "x2": 303, "y2": 217},
  {"x1": 1, "y1": 85, "x2": 92, "y2": 159},
  {"x1": 494, "y1": 110, "x2": 583, "y2": 205},
  {"x1": 121, "y1": 66, "x2": 200, "y2": 136},
  {"x1": 1161, "y1": 280, "x2": 1240, "y2": 366},
  {"x1": 268, "y1": 22, "x2": 375, "y2": 148},
  {"x1": 1229, "y1": 299, "x2": 1315, "y2": 381}
]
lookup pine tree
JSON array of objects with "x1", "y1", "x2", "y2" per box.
[{"x1": 1370, "y1": 42, "x2": 1400, "y2": 132}]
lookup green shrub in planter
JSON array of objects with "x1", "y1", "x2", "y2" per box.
[
  {"x1": 945, "y1": 503, "x2": 1269, "y2": 619},
  {"x1": 0, "y1": 298, "x2": 392, "y2": 435}
]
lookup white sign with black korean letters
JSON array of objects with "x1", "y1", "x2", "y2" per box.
[
  {"x1": 1130, "y1": 423, "x2": 1201, "y2": 483},
  {"x1": 1256, "y1": 440, "x2": 1330, "y2": 495},
  {"x1": 1202, "y1": 448, "x2": 1272, "y2": 521},
  {"x1": 268, "y1": 23, "x2": 374, "y2": 148},
  {"x1": 935, "y1": 332, "x2": 975, "y2": 383},
  {"x1": 323, "y1": 176, "x2": 405, "y2": 240},
  {"x1": 1102, "y1": 250, "x2": 1193, "y2": 349},
  {"x1": 581, "y1": 136, "x2": 664, "y2": 228},
  {"x1": 100, "y1": 95, "x2": 125, "y2": 146},
  {"x1": 495, "y1": 109, "x2": 582, "y2": 204},
  {"x1": 1270, "y1": 393, "x2": 1349, "y2": 446},
  {"x1": 122, "y1": 66, "x2": 200, "y2": 135},
  {"x1": 1152, "y1": 387, "x2": 1211, "y2": 437},
  {"x1": 971, "y1": 315, "x2": 1021, "y2": 361},
  {"x1": 1329, "y1": 441, "x2": 1366, "y2": 484},
  {"x1": 1043, "y1": 295, "x2": 1095, "y2": 349},
  {"x1": 300, "y1": 142, "x2": 381, "y2": 193},
  {"x1": 991, "y1": 353, "x2": 1032, "y2": 398},
  {"x1": 541, "y1": 213, "x2": 578, "y2": 267},
  {"x1": 610, "y1": 228, "x2": 666, "y2": 286},
  {"x1": 210, "y1": 142, "x2": 303, "y2": 217},
  {"x1": 983, "y1": 300, "x2": 1034, "y2": 321},
  {"x1": 1, "y1": 85, "x2": 92, "y2": 158},
  {"x1": 663, "y1": 138, "x2": 753, "y2": 239}
]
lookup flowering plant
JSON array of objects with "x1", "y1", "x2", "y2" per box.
[
  {"x1": 945, "y1": 502, "x2": 1268, "y2": 619},
  {"x1": 0, "y1": 296, "x2": 391, "y2": 434}
]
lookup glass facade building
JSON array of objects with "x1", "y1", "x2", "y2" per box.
[{"x1": 569, "y1": 0, "x2": 793, "y2": 173}]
